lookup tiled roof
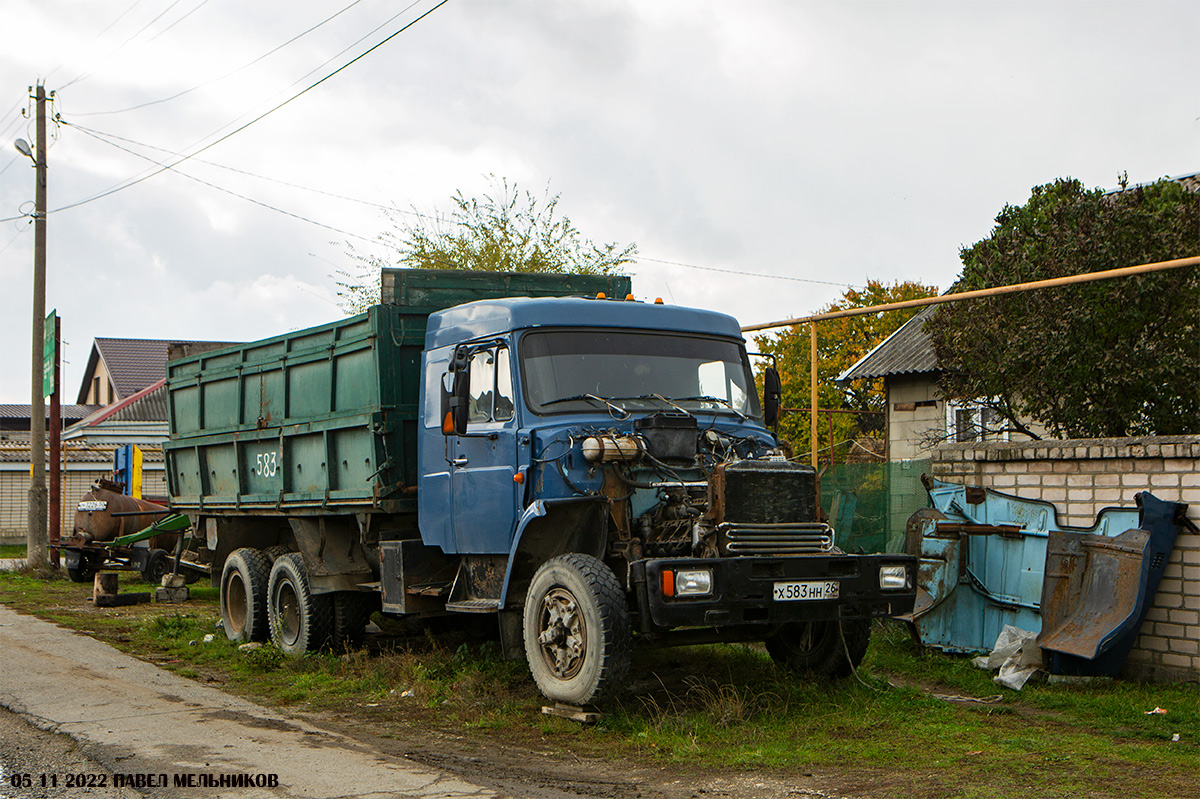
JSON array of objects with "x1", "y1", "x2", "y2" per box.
[
  {"x1": 838, "y1": 305, "x2": 939, "y2": 382},
  {"x1": 0, "y1": 444, "x2": 163, "y2": 464},
  {"x1": 72, "y1": 380, "x2": 167, "y2": 427},
  {"x1": 0, "y1": 404, "x2": 101, "y2": 421},
  {"x1": 76, "y1": 338, "x2": 236, "y2": 404},
  {"x1": 91, "y1": 339, "x2": 174, "y2": 401}
]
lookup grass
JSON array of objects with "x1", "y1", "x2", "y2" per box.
[
  {"x1": 0, "y1": 568, "x2": 1196, "y2": 798},
  {"x1": 0, "y1": 544, "x2": 27, "y2": 558}
]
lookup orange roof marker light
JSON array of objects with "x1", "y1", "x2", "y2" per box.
[
  {"x1": 625, "y1": 294, "x2": 635, "y2": 301},
  {"x1": 654, "y1": 298, "x2": 664, "y2": 305},
  {"x1": 596, "y1": 292, "x2": 607, "y2": 299}
]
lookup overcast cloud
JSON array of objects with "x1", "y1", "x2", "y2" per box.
[{"x1": 0, "y1": 0, "x2": 1196, "y2": 403}]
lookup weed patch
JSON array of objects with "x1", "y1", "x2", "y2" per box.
[{"x1": 1, "y1": 570, "x2": 1195, "y2": 799}]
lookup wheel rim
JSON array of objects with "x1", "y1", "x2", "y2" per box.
[
  {"x1": 536, "y1": 586, "x2": 587, "y2": 679},
  {"x1": 225, "y1": 573, "x2": 248, "y2": 635},
  {"x1": 276, "y1": 581, "x2": 301, "y2": 647}
]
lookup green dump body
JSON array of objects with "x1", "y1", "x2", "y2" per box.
[{"x1": 163, "y1": 269, "x2": 631, "y2": 516}]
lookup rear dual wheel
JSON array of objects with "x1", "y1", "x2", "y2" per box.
[
  {"x1": 220, "y1": 548, "x2": 271, "y2": 643},
  {"x1": 268, "y1": 553, "x2": 332, "y2": 654}
]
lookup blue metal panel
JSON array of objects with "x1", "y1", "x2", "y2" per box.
[{"x1": 908, "y1": 479, "x2": 1141, "y2": 653}]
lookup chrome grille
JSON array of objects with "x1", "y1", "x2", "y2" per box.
[{"x1": 718, "y1": 522, "x2": 835, "y2": 555}]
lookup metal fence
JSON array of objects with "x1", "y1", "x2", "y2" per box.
[{"x1": 819, "y1": 459, "x2": 931, "y2": 554}]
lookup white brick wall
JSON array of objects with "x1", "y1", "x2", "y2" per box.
[{"x1": 932, "y1": 435, "x2": 1200, "y2": 683}]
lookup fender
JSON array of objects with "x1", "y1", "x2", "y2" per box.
[{"x1": 499, "y1": 496, "x2": 609, "y2": 607}]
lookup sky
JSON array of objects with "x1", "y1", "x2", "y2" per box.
[{"x1": 0, "y1": 0, "x2": 1196, "y2": 405}]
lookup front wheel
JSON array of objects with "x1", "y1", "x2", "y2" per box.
[
  {"x1": 765, "y1": 618, "x2": 871, "y2": 679},
  {"x1": 268, "y1": 553, "x2": 332, "y2": 654},
  {"x1": 523, "y1": 554, "x2": 631, "y2": 705}
]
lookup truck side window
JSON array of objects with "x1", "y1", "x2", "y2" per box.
[{"x1": 467, "y1": 345, "x2": 514, "y2": 424}]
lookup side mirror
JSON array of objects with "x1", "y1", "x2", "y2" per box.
[
  {"x1": 763, "y1": 367, "x2": 782, "y2": 428},
  {"x1": 441, "y1": 347, "x2": 472, "y2": 436}
]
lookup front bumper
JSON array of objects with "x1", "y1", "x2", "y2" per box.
[{"x1": 630, "y1": 554, "x2": 917, "y2": 632}]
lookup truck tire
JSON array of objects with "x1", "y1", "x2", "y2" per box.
[
  {"x1": 765, "y1": 618, "x2": 871, "y2": 679},
  {"x1": 268, "y1": 553, "x2": 332, "y2": 654},
  {"x1": 141, "y1": 549, "x2": 172, "y2": 584},
  {"x1": 331, "y1": 592, "x2": 376, "y2": 650},
  {"x1": 523, "y1": 554, "x2": 631, "y2": 705},
  {"x1": 220, "y1": 548, "x2": 271, "y2": 643},
  {"x1": 263, "y1": 544, "x2": 292, "y2": 562}
]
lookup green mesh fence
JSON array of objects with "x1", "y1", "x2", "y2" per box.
[{"x1": 819, "y1": 459, "x2": 931, "y2": 553}]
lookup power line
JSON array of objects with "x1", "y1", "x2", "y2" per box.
[
  {"x1": 59, "y1": 0, "x2": 190, "y2": 90},
  {"x1": 67, "y1": 122, "x2": 384, "y2": 246},
  {"x1": 45, "y1": 0, "x2": 148, "y2": 83},
  {"x1": 60, "y1": 120, "x2": 864, "y2": 289},
  {"x1": 143, "y1": 0, "x2": 213, "y2": 46},
  {"x1": 51, "y1": 0, "x2": 452, "y2": 215},
  {"x1": 70, "y1": 0, "x2": 368, "y2": 117},
  {"x1": 65, "y1": 122, "x2": 436, "y2": 221},
  {"x1": 635, "y1": 255, "x2": 860, "y2": 289}
]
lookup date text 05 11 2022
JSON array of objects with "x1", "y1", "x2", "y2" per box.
[{"x1": 8, "y1": 773, "x2": 281, "y2": 789}]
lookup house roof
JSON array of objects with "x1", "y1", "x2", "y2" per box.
[
  {"x1": 70, "y1": 379, "x2": 167, "y2": 429},
  {"x1": 0, "y1": 404, "x2": 101, "y2": 421},
  {"x1": 75, "y1": 338, "x2": 234, "y2": 404},
  {"x1": 837, "y1": 305, "x2": 939, "y2": 383}
]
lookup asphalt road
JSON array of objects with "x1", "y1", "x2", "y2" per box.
[{"x1": 0, "y1": 604, "x2": 497, "y2": 799}]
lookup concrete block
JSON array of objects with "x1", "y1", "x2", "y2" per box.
[
  {"x1": 1150, "y1": 473, "x2": 1181, "y2": 488},
  {"x1": 1160, "y1": 653, "x2": 1195, "y2": 669},
  {"x1": 1041, "y1": 488, "x2": 1067, "y2": 502}
]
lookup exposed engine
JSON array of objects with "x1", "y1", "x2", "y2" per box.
[{"x1": 578, "y1": 413, "x2": 834, "y2": 563}]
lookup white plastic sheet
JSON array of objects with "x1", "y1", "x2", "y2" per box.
[{"x1": 972, "y1": 625, "x2": 1042, "y2": 690}]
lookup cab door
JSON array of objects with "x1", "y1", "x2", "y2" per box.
[{"x1": 449, "y1": 344, "x2": 520, "y2": 553}]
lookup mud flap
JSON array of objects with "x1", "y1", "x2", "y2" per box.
[{"x1": 1038, "y1": 493, "x2": 1191, "y2": 677}]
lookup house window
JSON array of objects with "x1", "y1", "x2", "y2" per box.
[
  {"x1": 92, "y1": 377, "x2": 100, "y2": 404},
  {"x1": 947, "y1": 401, "x2": 1004, "y2": 443}
]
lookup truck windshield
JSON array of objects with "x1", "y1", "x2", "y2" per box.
[{"x1": 521, "y1": 329, "x2": 761, "y2": 418}]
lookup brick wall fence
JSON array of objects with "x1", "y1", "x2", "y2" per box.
[{"x1": 931, "y1": 435, "x2": 1199, "y2": 684}]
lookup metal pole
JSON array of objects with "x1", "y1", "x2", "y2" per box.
[
  {"x1": 809, "y1": 321, "x2": 817, "y2": 470},
  {"x1": 26, "y1": 83, "x2": 49, "y2": 568},
  {"x1": 49, "y1": 314, "x2": 61, "y2": 569},
  {"x1": 741, "y1": 255, "x2": 1200, "y2": 332}
]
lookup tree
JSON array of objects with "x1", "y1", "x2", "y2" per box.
[
  {"x1": 755, "y1": 280, "x2": 938, "y2": 461},
  {"x1": 925, "y1": 176, "x2": 1200, "y2": 439},
  {"x1": 337, "y1": 176, "x2": 637, "y2": 313}
]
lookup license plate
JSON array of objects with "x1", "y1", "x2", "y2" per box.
[{"x1": 773, "y1": 580, "x2": 839, "y2": 601}]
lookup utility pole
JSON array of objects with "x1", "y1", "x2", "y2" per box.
[
  {"x1": 49, "y1": 312, "x2": 61, "y2": 568},
  {"x1": 26, "y1": 83, "x2": 50, "y2": 568}
]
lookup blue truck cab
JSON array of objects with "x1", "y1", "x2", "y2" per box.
[{"x1": 413, "y1": 294, "x2": 915, "y2": 704}]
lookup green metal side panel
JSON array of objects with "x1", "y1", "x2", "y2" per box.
[{"x1": 165, "y1": 305, "x2": 423, "y2": 514}]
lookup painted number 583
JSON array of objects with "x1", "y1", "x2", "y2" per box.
[{"x1": 255, "y1": 451, "x2": 278, "y2": 477}]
